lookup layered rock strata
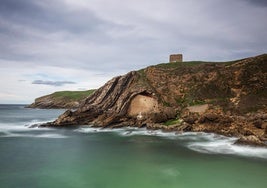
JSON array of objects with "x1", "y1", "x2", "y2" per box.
[{"x1": 41, "y1": 54, "x2": 267, "y2": 146}]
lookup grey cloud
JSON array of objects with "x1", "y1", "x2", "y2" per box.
[
  {"x1": 243, "y1": 0, "x2": 267, "y2": 6},
  {"x1": 32, "y1": 80, "x2": 76, "y2": 86},
  {"x1": 0, "y1": 0, "x2": 109, "y2": 33},
  {"x1": 0, "y1": 0, "x2": 267, "y2": 73},
  {"x1": 0, "y1": 0, "x2": 114, "y2": 37},
  {"x1": 0, "y1": 0, "x2": 39, "y2": 16},
  {"x1": 0, "y1": 0, "x2": 133, "y2": 70},
  {"x1": 1, "y1": 0, "x2": 267, "y2": 104}
]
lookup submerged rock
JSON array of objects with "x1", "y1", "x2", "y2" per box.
[{"x1": 235, "y1": 136, "x2": 266, "y2": 147}]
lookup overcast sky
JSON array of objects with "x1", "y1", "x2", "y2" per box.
[{"x1": 0, "y1": 0, "x2": 266, "y2": 104}]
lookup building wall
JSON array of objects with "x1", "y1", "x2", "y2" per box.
[{"x1": 169, "y1": 54, "x2": 183, "y2": 62}]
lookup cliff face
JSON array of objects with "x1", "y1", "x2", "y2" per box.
[
  {"x1": 28, "y1": 90, "x2": 95, "y2": 109},
  {"x1": 144, "y1": 55, "x2": 267, "y2": 114},
  {"x1": 43, "y1": 54, "x2": 267, "y2": 145},
  {"x1": 50, "y1": 71, "x2": 176, "y2": 126}
]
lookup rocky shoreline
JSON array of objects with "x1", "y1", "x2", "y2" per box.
[
  {"x1": 40, "y1": 54, "x2": 267, "y2": 147},
  {"x1": 146, "y1": 112, "x2": 267, "y2": 147},
  {"x1": 40, "y1": 109, "x2": 267, "y2": 146}
]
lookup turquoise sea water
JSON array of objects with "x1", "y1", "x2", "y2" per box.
[{"x1": 0, "y1": 104, "x2": 267, "y2": 188}]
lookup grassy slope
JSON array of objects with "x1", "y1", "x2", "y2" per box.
[
  {"x1": 138, "y1": 54, "x2": 267, "y2": 116},
  {"x1": 153, "y1": 59, "x2": 241, "y2": 69},
  {"x1": 29, "y1": 89, "x2": 96, "y2": 108},
  {"x1": 50, "y1": 90, "x2": 96, "y2": 101}
]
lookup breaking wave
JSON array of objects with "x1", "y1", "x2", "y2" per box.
[
  {"x1": 187, "y1": 135, "x2": 267, "y2": 159},
  {"x1": 0, "y1": 119, "x2": 64, "y2": 138},
  {"x1": 76, "y1": 126, "x2": 178, "y2": 138},
  {"x1": 2, "y1": 121, "x2": 267, "y2": 159},
  {"x1": 0, "y1": 132, "x2": 68, "y2": 138},
  {"x1": 75, "y1": 126, "x2": 267, "y2": 159}
]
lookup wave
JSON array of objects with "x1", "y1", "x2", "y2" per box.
[
  {"x1": 76, "y1": 127, "x2": 180, "y2": 138},
  {"x1": 75, "y1": 126, "x2": 127, "y2": 133},
  {"x1": 76, "y1": 127, "x2": 222, "y2": 141},
  {"x1": 25, "y1": 119, "x2": 56, "y2": 128},
  {"x1": 0, "y1": 131, "x2": 68, "y2": 138},
  {"x1": 119, "y1": 129, "x2": 177, "y2": 137},
  {"x1": 76, "y1": 127, "x2": 215, "y2": 139},
  {"x1": 187, "y1": 135, "x2": 267, "y2": 159},
  {"x1": 2, "y1": 121, "x2": 267, "y2": 159},
  {"x1": 75, "y1": 127, "x2": 267, "y2": 159},
  {"x1": 0, "y1": 119, "x2": 56, "y2": 132},
  {"x1": 0, "y1": 119, "x2": 64, "y2": 138}
]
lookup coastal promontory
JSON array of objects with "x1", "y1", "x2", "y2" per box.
[
  {"x1": 41, "y1": 54, "x2": 267, "y2": 146},
  {"x1": 28, "y1": 90, "x2": 95, "y2": 109}
]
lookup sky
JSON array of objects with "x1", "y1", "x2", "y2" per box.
[{"x1": 0, "y1": 0, "x2": 266, "y2": 104}]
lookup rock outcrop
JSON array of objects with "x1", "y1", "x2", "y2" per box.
[
  {"x1": 42, "y1": 71, "x2": 176, "y2": 127},
  {"x1": 41, "y1": 54, "x2": 267, "y2": 146}
]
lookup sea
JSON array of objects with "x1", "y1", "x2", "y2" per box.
[{"x1": 0, "y1": 104, "x2": 267, "y2": 188}]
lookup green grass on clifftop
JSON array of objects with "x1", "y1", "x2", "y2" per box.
[
  {"x1": 52, "y1": 90, "x2": 95, "y2": 100},
  {"x1": 154, "y1": 61, "x2": 209, "y2": 69},
  {"x1": 153, "y1": 56, "x2": 252, "y2": 69}
]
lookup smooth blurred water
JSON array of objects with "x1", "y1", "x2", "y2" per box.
[{"x1": 0, "y1": 104, "x2": 267, "y2": 188}]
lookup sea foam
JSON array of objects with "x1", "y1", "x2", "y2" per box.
[
  {"x1": 0, "y1": 119, "x2": 64, "y2": 138},
  {"x1": 0, "y1": 132, "x2": 68, "y2": 138},
  {"x1": 187, "y1": 134, "x2": 267, "y2": 159},
  {"x1": 75, "y1": 127, "x2": 267, "y2": 159}
]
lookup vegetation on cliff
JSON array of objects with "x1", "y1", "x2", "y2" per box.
[
  {"x1": 28, "y1": 90, "x2": 95, "y2": 109},
  {"x1": 145, "y1": 55, "x2": 267, "y2": 114},
  {"x1": 41, "y1": 54, "x2": 267, "y2": 146}
]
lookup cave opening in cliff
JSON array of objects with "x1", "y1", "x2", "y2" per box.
[{"x1": 127, "y1": 93, "x2": 159, "y2": 117}]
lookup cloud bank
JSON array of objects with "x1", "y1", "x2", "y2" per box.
[{"x1": 0, "y1": 0, "x2": 266, "y2": 103}]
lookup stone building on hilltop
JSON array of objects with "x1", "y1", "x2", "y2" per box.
[{"x1": 169, "y1": 54, "x2": 183, "y2": 62}]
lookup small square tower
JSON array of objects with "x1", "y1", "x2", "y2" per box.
[{"x1": 169, "y1": 54, "x2": 183, "y2": 63}]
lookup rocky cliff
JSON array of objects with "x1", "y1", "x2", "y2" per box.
[
  {"x1": 28, "y1": 90, "x2": 95, "y2": 109},
  {"x1": 42, "y1": 54, "x2": 267, "y2": 146}
]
